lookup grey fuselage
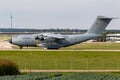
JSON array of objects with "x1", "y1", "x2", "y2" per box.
[{"x1": 10, "y1": 33, "x2": 99, "y2": 49}]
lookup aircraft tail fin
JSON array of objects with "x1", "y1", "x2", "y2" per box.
[{"x1": 86, "y1": 16, "x2": 113, "y2": 35}]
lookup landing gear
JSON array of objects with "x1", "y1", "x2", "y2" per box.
[
  {"x1": 19, "y1": 46, "x2": 23, "y2": 49},
  {"x1": 47, "y1": 48, "x2": 59, "y2": 50}
]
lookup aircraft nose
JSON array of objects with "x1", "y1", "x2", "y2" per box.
[{"x1": 9, "y1": 38, "x2": 12, "y2": 44}]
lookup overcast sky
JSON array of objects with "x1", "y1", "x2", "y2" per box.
[{"x1": 0, "y1": 0, "x2": 120, "y2": 29}]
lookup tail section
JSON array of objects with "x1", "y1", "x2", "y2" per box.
[{"x1": 86, "y1": 16, "x2": 113, "y2": 35}]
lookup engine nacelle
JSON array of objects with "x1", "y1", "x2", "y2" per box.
[
  {"x1": 35, "y1": 35, "x2": 44, "y2": 41},
  {"x1": 44, "y1": 37, "x2": 56, "y2": 42},
  {"x1": 35, "y1": 35, "x2": 56, "y2": 42}
]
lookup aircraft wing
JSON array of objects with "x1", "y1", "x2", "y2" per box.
[
  {"x1": 35, "y1": 33, "x2": 65, "y2": 42},
  {"x1": 45, "y1": 33, "x2": 65, "y2": 39}
]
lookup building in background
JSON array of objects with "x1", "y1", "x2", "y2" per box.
[{"x1": 106, "y1": 34, "x2": 120, "y2": 42}]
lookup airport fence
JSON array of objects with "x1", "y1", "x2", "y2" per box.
[{"x1": 0, "y1": 72, "x2": 120, "y2": 80}]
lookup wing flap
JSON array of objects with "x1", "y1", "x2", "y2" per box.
[{"x1": 41, "y1": 33, "x2": 65, "y2": 40}]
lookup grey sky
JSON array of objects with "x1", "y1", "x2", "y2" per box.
[{"x1": 0, "y1": 0, "x2": 120, "y2": 29}]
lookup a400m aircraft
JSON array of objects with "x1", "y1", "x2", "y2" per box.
[{"x1": 9, "y1": 16, "x2": 113, "y2": 49}]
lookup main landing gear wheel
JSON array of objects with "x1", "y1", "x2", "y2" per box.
[{"x1": 19, "y1": 46, "x2": 23, "y2": 49}]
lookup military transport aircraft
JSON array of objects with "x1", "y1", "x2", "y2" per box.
[{"x1": 9, "y1": 16, "x2": 114, "y2": 49}]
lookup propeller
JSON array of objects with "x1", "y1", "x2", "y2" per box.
[
  {"x1": 35, "y1": 34, "x2": 45, "y2": 41},
  {"x1": 41, "y1": 34, "x2": 44, "y2": 41},
  {"x1": 35, "y1": 33, "x2": 57, "y2": 43}
]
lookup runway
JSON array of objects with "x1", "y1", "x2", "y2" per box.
[
  {"x1": 0, "y1": 48, "x2": 120, "y2": 52},
  {"x1": 0, "y1": 41, "x2": 120, "y2": 51}
]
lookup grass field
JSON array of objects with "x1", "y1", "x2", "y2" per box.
[
  {"x1": 61, "y1": 42, "x2": 120, "y2": 50},
  {"x1": 0, "y1": 50, "x2": 120, "y2": 70}
]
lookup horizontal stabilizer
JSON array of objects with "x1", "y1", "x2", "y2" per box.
[{"x1": 98, "y1": 16, "x2": 118, "y2": 20}]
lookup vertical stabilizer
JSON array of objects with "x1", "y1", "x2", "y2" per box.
[{"x1": 86, "y1": 16, "x2": 113, "y2": 35}]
